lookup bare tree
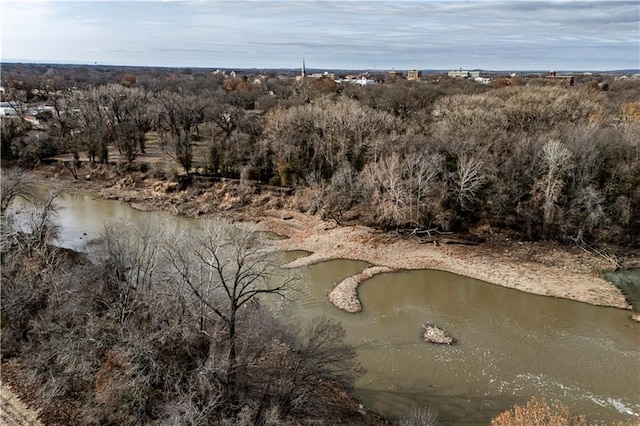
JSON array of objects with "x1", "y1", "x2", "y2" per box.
[
  {"x1": 323, "y1": 165, "x2": 363, "y2": 220},
  {"x1": 0, "y1": 168, "x2": 33, "y2": 213},
  {"x1": 455, "y1": 153, "x2": 485, "y2": 210},
  {"x1": 164, "y1": 219, "x2": 293, "y2": 403},
  {"x1": 539, "y1": 139, "x2": 572, "y2": 231},
  {"x1": 46, "y1": 95, "x2": 83, "y2": 176},
  {"x1": 262, "y1": 97, "x2": 400, "y2": 184},
  {"x1": 67, "y1": 87, "x2": 112, "y2": 163},
  {"x1": 101, "y1": 84, "x2": 152, "y2": 163},
  {"x1": 1, "y1": 189, "x2": 62, "y2": 359},
  {"x1": 204, "y1": 103, "x2": 260, "y2": 178},
  {"x1": 268, "y1": 317, "x2": 364, "y2": 418},
  {"x1": 361, "y1": 152, "x2": 407, "y2": 228},
  {"x1": 155, "y1": 91, "x2": 205, "y2": 174},
  {"x1": 404, "y1": 152, "x2": 443, "y2": 226},
  {"x1": 1, "y1": 116, "x2": 32, "y2": 160},
  {"x1": 1, "y1": 188, "x2": 60, "y2": 270},
  {"x1": 100, "y1": 219, "x2": 168, "y2": 332},
  {"x1": 432, "y1": 92, "x2": 508, "y2": 153},
  {"x1": 293, "y1": 317, "x2": 363, "y2": 389}
]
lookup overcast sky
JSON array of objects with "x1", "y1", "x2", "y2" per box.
[{"x1": 1, "y1": 0, "x2": 638, "y2": 71}]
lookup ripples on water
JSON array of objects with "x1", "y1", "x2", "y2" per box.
[{"x1": 276, "y1": 260, "x2": 640, "y2": 425}]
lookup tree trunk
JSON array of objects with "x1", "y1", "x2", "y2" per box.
[{"x1": 226, "y1": 307, "x2": 238, "y2": 407}]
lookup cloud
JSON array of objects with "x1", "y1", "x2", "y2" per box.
[{"x1": 1, "y1": 0, "x2": 638, "y2": 70}]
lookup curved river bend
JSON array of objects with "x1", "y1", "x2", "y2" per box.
[{"x1": 32, "y1": 190, "x2": 640, "y2": 425}]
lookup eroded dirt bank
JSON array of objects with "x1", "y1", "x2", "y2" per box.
[{"x1": 26, "y1": 163, "x2": 637, "y2": 313}]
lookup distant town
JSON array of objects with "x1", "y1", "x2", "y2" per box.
[{"x1": 2, "y1": 61, "x2": 639, "y2": 122}]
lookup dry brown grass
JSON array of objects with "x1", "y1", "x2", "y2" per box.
[{"x1": 490, "y1": 397, "x2": 586, "y2": 426}]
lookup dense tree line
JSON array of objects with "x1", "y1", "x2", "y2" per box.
[
  {"x1": 0, "y1": 180, "x2": 371, "y2": 425},
  {"x1": 2, "y1": 64, "x2": 638, "y2": 245}
]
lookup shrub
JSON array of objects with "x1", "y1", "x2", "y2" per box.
[
  {"x1": 399, "y1": 406, "x2": 438, "y2": 426},
  {"x1": 491, "y1": 397, "x2": 587, "y2": 426}
]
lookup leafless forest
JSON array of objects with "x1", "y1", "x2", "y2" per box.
[
  {"x1": 1, "y1": 63, "x2": 638, "y2": 424},
  {"x1": 2, "y1": 64, "x2": 638, "y2": 244}
]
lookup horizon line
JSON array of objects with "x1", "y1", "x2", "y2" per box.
[{"x1": 2, "y1": 60, "x2": 638, "y2": 74}]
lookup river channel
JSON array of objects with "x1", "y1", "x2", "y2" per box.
[{"x1": 25, "y1": 189, "x2": 640, "y2": 425}]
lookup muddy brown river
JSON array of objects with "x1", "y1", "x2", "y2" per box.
[{"x1": 24, "y1": 189, "x2": 640, "y2": 425}]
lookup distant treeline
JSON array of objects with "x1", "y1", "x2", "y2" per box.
[{"x1": 2, "y1": 63, "x2": 639, "y2": 245}]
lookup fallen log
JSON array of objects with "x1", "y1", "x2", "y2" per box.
[
  {"x1": 440, "y1": 237, "x2": 481, "y2": 246},
  {"x1": 417, "y1": 237, "x2": 480, "y2": 246}
]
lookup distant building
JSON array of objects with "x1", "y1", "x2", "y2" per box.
[
  {"x1": 388, "y1": 70, "x2": 403, "y2": 78},
  {"x1": 340, "y1": 76, "x2": 376, "y2": 86},
  {"x1": 448, "y1": 70, "x2": 467, "y2": 78},
  {"x1": 474, "y1": 76, "x2": 491, "y2": 85},
  {"x1": 296, "y1": 59, "x2": 306, "y2": 81},
  {"x1": 545, "y1": 71, "x2": 575, "y2": 86},
  {"x1": 448, "y1": 69, "x2": 480, "y2": 78},
  {"x1": 308, "y1": 71, "x2": 336, "y2": 80},
  {"x1": 355, "y1": 76, "x2": 376, "y2": 86},
  {"x1": 407, "y1": 69, "x2": 422, "y2": 81}
]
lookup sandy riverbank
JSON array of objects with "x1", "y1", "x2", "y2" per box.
[{"x1": 257, "y1": 212, "x2": 633, "y2": 314}]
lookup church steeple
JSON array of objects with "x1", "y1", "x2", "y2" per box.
[{"x1": 301, "y1": 58, "x2": 306, "y2": 78}]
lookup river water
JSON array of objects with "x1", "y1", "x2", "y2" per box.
[{"x1": 24, "y1": 189, "x2": 640, "y2": 425}]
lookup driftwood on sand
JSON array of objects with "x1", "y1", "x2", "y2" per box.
[{"x1": 422, "y1": 323, "x2": 456, "y2": 345}]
